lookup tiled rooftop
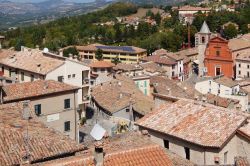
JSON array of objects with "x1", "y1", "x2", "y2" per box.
[
  {"x1": 0, "y1": 49, "x2": 16, "y2": 61},
  {"x1": 140, "y1": 62, "x2": 166, "y2": 74},
  {"x1": 102, "y1": 131, "x2": 194, "y2": 166},
  {"x1": 206, "y1": 93, "x2": 239, "y2": 108},
  {"x1": 151, "y1": 76, "x2": 192, "y2": 99},
  {"x1": 3, "y1": 80, "x2": 79, "y2": 102},
  {"x1": 141, "y1": 54, "x2": 176, "y2": 65},
  {"x1": 92, "y1": 75, "x2": 154, "y2": 115},
  {"x1": 237, "y1": 119, "x2": 250, "y2": 141},
  {"x1": 214, "y1": 76, "x2": 238, "y2": 87},
  {"x1": 0, "y1": 102, "x2": 84, "y2": 165},
  {"x1": 136, "y1": 99, "x2": 248, "y2": 148},
  {"x1": 113, "y1": 63, "x2": 143, "y2": 72},
  {"x1": 0, "y1": 48, "x2": 64, "y2": 75},
  {"x1": 229, "y1": 36, "x2": 250, "y2": 52},
  {"x1": 89, "y1": 60, "x2": 115, "y2": 68},
  {"x1": 178, "y1": 5, "x2": 211, "y2": 11},
  {"x1": 235, "y1": 156, "x2": 250, "y2": 166}
]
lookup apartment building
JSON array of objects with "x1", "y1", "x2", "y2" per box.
[
  {"x1": 141, "y1": 49, "x2": 185, "y2": 81},
  {"x1": 2, "y1": 80, "x2": 80, "y2": 141},
  {"x1": 136, "y1": 99, "x2": 250, "y2": 165},
  {"x1": 235, "y1": 51, "x2": 250, "y2": 79},
  {"x1": 195, "y1": 76, "x2": 248, "y2": 111},
  {"x1": 66, "y1": 43, "x2": 147, "y2": 64},
  {"x1": 0, "y1": 47, "x2": 90, "y2": 110}
]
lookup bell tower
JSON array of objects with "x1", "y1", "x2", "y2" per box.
[{"x1": 195, "y1": 21, "x2": 211, "y2": 76}]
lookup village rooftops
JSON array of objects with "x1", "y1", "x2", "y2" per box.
[
  {"x1": 3, "y1": 80, "x2": 79, "y2": 102},
  {"x1": 141, "y1": 54, "x2": 176, "y2": 65},
  {"x1": 0, "y1": 102, "x2": 84, "y2": 165},
  {"x1": 140, "y1": 61, "x2": 166, "y2": 74},
  {"x1": 0, "y1": 48, "x2": 64, "y2": 75},
  {"x1": 229, "y1": 35, "x2": 250, "y2": 52},
  {"x1": 113, "y1": 63, "x2": 143, "y2": 72},
  {"x1": 76, "y1": 43, "x2": 146, "y2": 54},
  {"x1": 91, "y1": 75, "x2": 154, "y2": 116},
  {"x1": 214, "y1": 76, "x2": 239, "y2": 87},
  {"x1": 236, "y1": 51, "x2": 250, "y2": 61},
  {"x1": 0, "y1": 49, "x2": 16, "y2": 61},
  {"x1": 38, "y1": 131, "x2": 194, "y2": 166},
  {"x1": 205, "y1": 93, "x2": 239, "y2": 108},
  {"x1": 178, "y1": 5, "x2": 211, "y2": 11},
  {"x1": 89, "y1": 60, "x2": 115, "y2": 68},
  {"x1": 136, "y1": 99, "x2": 248, "y2": 148}
]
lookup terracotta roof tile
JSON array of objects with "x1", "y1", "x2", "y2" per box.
[
  {"x1": 136, "y1": 99, "x2": 248, "y2": 148},
  {"x1": 89, "y1": 61, "x2": 115, "y2": 68},
  {"x1": 142, "y1": 55, "x2": 176, "y2": 65},
  {"x1": 92, "y1": 75, "x2": 154, "y2": 115},
  {"x1": 237, "y1": 119, "x2": 250, "y2": 141},
  {"x1": 178, "y1": 5, "x2": 211, "y2": 11},
  {"x1": 0, "y1": 48, "x2": 64, "y2": 75},
  {"x1": 140, "y1": 62, "x2": 166, "y2": 73},
  {"x1": 235, "y1": 156, "x2": 250, "y2": 166},
  {"x1": 3, "y1": 80, "x2": 79, "y2": 102},
  {"x1": 214, "y1": 76, "x2": 238, "y2": 87},
  {"x1": 0, "y1": 102, "x2": 84, "y2": 166},
  {"x1": 113, "y1": 63, "x2": 143, "y2": 71}
]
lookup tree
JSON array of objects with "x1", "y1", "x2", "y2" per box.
[
  {"x1": 63, "y1": 47, "x2": 79, "y2": 57},
  {"x1": 155, "y1": 12, "x2": 162, "y2": 25},
  {"x1": 14, "y1": 38, "x2": 25, "y2": 51},
  {"x1": 111, "y1": 55, "x2": 121, "y2": 65},
  {"x1": 95, "y1": 48, "x2": 103, "y2": 61},
  {"x1": 223, "y1": 24, "x2": 238, "y2": 39}
]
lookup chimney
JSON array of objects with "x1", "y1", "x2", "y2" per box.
[
  {"x1": 0, "y1": 36, "x2": 4, "y2": 50},
  {"x1": 119, "y1": 93, "x2": 123, "y2": 99},
  {"x1": 94, "y1": 141, "x2": 104, "y2": 166},
  {"x1": 59, "y1": 49, "x2": 63, "y2": 56},
  {"x1": 43, "y1": 81, "x2": 49, "y2": 90},
  {"x1": 21, "y1": 46, "x2": 25, "y2": 52},
  {"x1": 69, "y1": 53, "x2": 73, "y2": 59},
  {"x1": 37, "y1": 63, "x2": 41, "y2": 72}
]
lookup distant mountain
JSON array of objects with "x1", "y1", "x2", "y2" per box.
[{"x1": 0, "y1": 0, "x2": 112, "y2": 30}]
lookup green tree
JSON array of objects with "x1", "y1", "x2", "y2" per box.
[
  {"x1": 155, "y1": 12, "x2": 162, "y2": 25},
  {"x1": 223, "y1": 24, "x2": 238, "y2": 39},
  {"x1": 111, "y1": 55, "x2": 121, "y2": 65},
  {"x1": 95, "y1": 48, "x2": 103, "y2": 61},
  {"x1": 63, "y1": 47, "x2": 79, "y2": 57},
  {"x1": 14, "y1": 38, "x2": 25, "y2": 51}
]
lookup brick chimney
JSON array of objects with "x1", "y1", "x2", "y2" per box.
[{"x1": 94, "y1": 141, "x2": 104, "y2": 166}]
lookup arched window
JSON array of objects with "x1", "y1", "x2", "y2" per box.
[{"x1": 201, "y1": 36, "x2": 205, "y2": 43}]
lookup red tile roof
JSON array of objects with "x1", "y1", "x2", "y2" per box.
[
  {"x1": 237, "y1": 119, "x2": 250, "y2": 141},
  {"x1": 0, "y1": 102, "x2": 84, "y2": 166},
  {"x1": 142, "y1": 55, "x2": 176, "y2": 65},
  {"x1": 3, "y1": 80, "x2": 79, "y2": 102},
  {"x1": 136, "y1": 99, "x2": 248, "y2": 148},
  {"x1": 178, "y1": 5, "x2": 211, "y2": 11},
  {"x1": 89, "y1": 60, "x2": 115, "y2": 68},
  {"x1": 235, "y1": 156, "x2": 250, "y2": 166}
]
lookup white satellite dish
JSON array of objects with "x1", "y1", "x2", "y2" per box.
[
  {"x1": 90, "y1": 124, "x2": 106, "y2": 141},
  {"x1": 43, "y1": 48, "x2": 49, "y2": 53}
]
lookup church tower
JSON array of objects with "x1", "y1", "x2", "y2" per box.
[{"x1": 195, "y1": 21, "x2": 211, "y2": 76}]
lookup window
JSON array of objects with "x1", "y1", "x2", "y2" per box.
[
  {"x1": 209, "y1": 88, "x2": 211, "y2": 93},
  {"x1": 126, "y1": 108, "x2": 130, "y2": 112},
  {"x1": 64, "y1": 121, "x2": 70, "y2": 131},
  {"x1": 248, "y1": 72, "x2": 250, "y2": 78},
  {"x1": 239, "y1": 63, "x2": 241, "y2": 68},
  {"x1": 1, "y1": 66, "x2": 4, "y2": 74},
  {"x1": 172, "y1": 71, "x2": 175, "y2": 77},
  {"x1": 21, "y1": 72, "x2": 24, "y2": 81},
  {"x1": 144, "y1": 89, "x2": 147, "y2": 95},
  {"x1": 248, "y1": 65, "x2": 250, "y2": 69},
  {"x1": 136, "y1": 82, "x2": 139, "y2": 88},
  {"x1": 209, "y1": 80, "x2": 211, "y2": 85},
  {"x1": 163, "y1": 139, "x2": 169, "y2": 149},
  {"x1": 31, "y1": 74, "x2": 34, "y2": 82},
  {"x1": 201, "y1": 36, "x2": 205, "y2": 43},
  {"x1": 58, "y1": 76, "x2": 64, "y2": 82},
  {"x1": 239, "y1": 70, "x2": 241, "y2": 75},
  {"x1": 72, "y1": 74, "x2": 76, "y2": 78},
  {"x1": 64, "y1": 99, "x2": 70, "y2": 109},
  {"x1": 184, "y1": 147, "x2": 190, "y2": 160},
  {"x1": 172, "y1": 65, "x2": 175, "y2": 69},
  {"x1": 144, "y1": 81, "x2": 147, "y2": 87},
  {"x1": 218, "y1": 89, "x2": 220, "y2": 94},
  {"x1": 68, "y1": 75, "x2": 71, "y2": 79},
  {"x1": 215, "y1": 67, "x2": 221, "y2": 76},
  {"x1": 216, "y1": 50, "x2": 220, "y2": 56},
  {"x1": 34, "y1": 104, "x2": 41, "y2": 116},
  {"x1": 224, "y1": 151, "x2": 228, "y2": 164}
]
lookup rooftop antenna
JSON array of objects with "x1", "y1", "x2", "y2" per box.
[{"x1": 22, "y1": 100, "x2": 31, "y2": 164}]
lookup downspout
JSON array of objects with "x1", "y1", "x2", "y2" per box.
[{"x1": 74, "y1": 90, "x2": 78, "y2": 143}]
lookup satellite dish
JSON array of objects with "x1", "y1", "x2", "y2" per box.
[
  {"x1": 43, "y1": 48, "x2": 49, "y2": 53},
  {"x1": 90, "y1": 124, "x2": 106, "y2": 141}
]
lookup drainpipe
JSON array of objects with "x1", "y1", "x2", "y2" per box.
[{"x1": 74, "y1": 90, "x2": 78, "y2": 143}]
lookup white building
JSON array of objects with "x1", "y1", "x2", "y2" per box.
[
  {"x1": 0, "y1": 47, "x2": 90, "y2": 111},
  {"x1": 195, "y1": 76, "x2": 248, "y2": 112}
]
